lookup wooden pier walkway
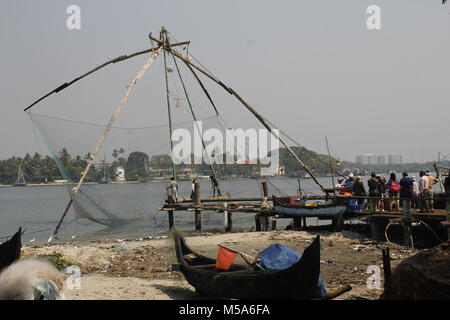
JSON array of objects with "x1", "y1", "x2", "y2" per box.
[{"x1": 159, "y1": 181, "x2": 450, "y2": 245}]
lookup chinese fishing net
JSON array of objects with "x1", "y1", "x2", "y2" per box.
[{"x1": 27, "y1": 47, "x2": 272, "y2": 229}]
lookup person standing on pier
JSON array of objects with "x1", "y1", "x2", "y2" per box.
[
  {"x1": 376, "y1": 175, "x2": 387, "y2": 212},
  {"x1": 386, "y1": 173, "x2": 400, "y2": 212},
  {"x1": 444, "y1": 170, "x2": 450, "y2": 196},
  {"x1": 166, "y1": 179, "x2": 179, "y2": 204},
  {"x1": 210, "y1": 175, "x2": 221, "y2": 197},
  {"x1": 399, "y1": 172, "x2": 413, "y2": 213},
  {"x1": 335, "y1": 177, "x2": 345, "y2": 188},
  {"x1": 190, "y1": 178, "x2": 196, "y2": 199},
  {"x1": 368, "y1": 173, "x2": 380, "y2": 211},
  {"x1": 343, "y1": 174, "x2": 355, "y2": 194},
  {"x1": 425, "y1": 170, "x2": 439, "y2": 212},
  {"x1": 411, "y1": 176, "x2": 419, "y2": 208},
  {"x1": 353, "y1": 176, "x2": 367, "y2": 205},
  {"x1": 418, "y1": 171, "x2": 430, "y2": 213}
]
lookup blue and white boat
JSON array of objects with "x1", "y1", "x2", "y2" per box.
[{"x1": 273, "y1": 196, "x2": 347, "y2": 218}]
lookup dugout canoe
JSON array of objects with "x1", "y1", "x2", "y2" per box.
[
  {"x1": 273, "y1": 195, "x2": 347, "y2": 218},
  {"x1": 0, "y1": 227, "x2": 22, "y2": 271},
  {"x1": 172, "y1": 230, "x2": 321, "y2": 299}
]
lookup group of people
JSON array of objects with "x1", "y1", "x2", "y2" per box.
[
  {"x1": 336, "y1": 170, "x2": 450, "y2": 213},
  {"x1": 166, "y1": 175, "x2": 222, "y2": 204}
]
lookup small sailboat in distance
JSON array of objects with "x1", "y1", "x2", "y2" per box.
[{"x1": 13, "y1": 162, "x2": 27, "y2": 187}]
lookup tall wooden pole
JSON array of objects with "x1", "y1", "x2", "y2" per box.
[
  {"x1": 161, "y1": 29, "x2": 177, "y2": 181},
  {"x1": 24, "y1": 41, "x2": 188, "y2": 112},
  {"x1": 194, "y1": 181, "x2": 202, "y2": 230},
  {"x1": 325, "y1": 137, "x2": 335, "y2": 194}
]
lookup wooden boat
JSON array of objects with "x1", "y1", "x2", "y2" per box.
[
  {"x1": 0, "y1": 227, "x2": 22, "y2": 271},
  {"x1": 172, "y1": 230, "x2": 321, "y2": 299},
  {"x1": 273, "y1": 195, "x2": 347, "y2": 218}
]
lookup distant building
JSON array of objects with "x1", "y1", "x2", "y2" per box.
[
  {"x1": 260, "y1": 164, "x2": 285, "y2": 176},
  {"x1": 356, "y1": 154, "x2": 402, "y2": 165},
  {"x1": 387, "y1": 154, "x2": 403, "y2": 164},
  {"x1": 377, "y1": 155, "x2": 386, "y2": 165},
  {"x1": 356, "y1": 154, "x2": 377, "y2": 165},
  {"x1": 115, "y1": 167, "x2": 126, "y2": 181}
]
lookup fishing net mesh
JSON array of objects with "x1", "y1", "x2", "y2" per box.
[{"x1": 27, "y1": 48, "x2": 278, "y2": 228}]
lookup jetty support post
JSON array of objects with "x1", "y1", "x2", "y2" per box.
[
  {"x1": 224, "y1": 202, "x2": 232, "y2": 232},
  {"x1": 194, "y1": 182, "x2": 201, "y2": 230},
  {"x1": 369, "y1": 216, "x2": 385, "y2": 241},
  {"x1": 293, "y1": 217, "x2": 302, "y2": 229},
  {"x1": 168, "y1": 210, "x2": 174, "y2": 230},
  {"x1": 368, "y1": 195, "x2": 377, "y2": 213},
  {"x1": 382, "y1": 247, "x2": 392, "y2": 292},
  {"x1": 332, "y1": 214, "x2": 344, "y2": 232},
  {"x1": 402, "y1": 198, "x2": 412, "y2": 246},
  {"x1": 260, "y1": 181, "x2": 271, "y2": 231},
  {"x1": 255, "y1": 214, "x2": 262, "y2": 232},
  {"x1": 271, "y1": 219, "x2": 277, "y2": 231}
]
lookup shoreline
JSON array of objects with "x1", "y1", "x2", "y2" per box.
[{"x1": 21, "y1": 229, "x2": 418, "y2": 300}]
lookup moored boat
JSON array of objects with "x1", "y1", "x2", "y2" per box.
[
  {"x1": 172, "y1": 229, "x2": 321, "y2": 299},
  {"x1": 273, "y1": 195, "x2": 347, "y2": 218},
  {"x1": 0, "y1": 227, "x2": 22, "y2": 271}
]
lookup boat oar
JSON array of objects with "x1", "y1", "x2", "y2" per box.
[
  {"x1": 218, "y1": 244, "x2": 256, "y2": 266},
  {"x1": 319, "y1": 284, "x2": 352, "y2": 300}
]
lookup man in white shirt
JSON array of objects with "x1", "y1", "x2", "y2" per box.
[{"x1": 418, "y1": 171, "x2": 430, "y2": 213}]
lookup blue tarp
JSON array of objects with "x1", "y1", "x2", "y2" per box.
[{"x1": 256, "y1": 244, "x2": 327, "y2": 298}]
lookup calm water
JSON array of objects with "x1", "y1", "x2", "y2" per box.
[{"x1": 1, "y1": 174, "x2": 420, "y2": 243}]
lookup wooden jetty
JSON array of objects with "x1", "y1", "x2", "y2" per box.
[{"x1": 159, "y1": 182, "x2": 450, "y2": 248}]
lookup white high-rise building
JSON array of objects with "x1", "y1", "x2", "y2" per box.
[
  {"x1": 387, "y1": 154, "x2": 403, "y2": 164},
  {"x1": 377, "y1": 155, "x2": 386, "y2": 165},
  {"x1": 115, "y1": 167, "x2": 126, "y2": 181},
  {"x1": 356, "y1": 154, "x2": 377, "y2": 165}
]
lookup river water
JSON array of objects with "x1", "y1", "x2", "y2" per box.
[{"x1": 1, "y1": 174, "x2": 417, "y2": 243}]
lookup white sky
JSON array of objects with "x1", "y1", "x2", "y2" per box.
[{"x1": 1, "y1": 0, "x2": 449, "y2": 163}]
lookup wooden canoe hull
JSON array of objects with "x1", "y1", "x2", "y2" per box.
[
  {"x1": 0, "y1": 227, "x2": 22, "y2": 271},
  {"x1": 173, "y1": 230, "x2": 321, "y2": 299},
  {"x1": 273, "y1": 197, "x2": 347, "y2": 218}
]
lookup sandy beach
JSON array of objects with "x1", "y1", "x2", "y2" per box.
[{"x1": 20, "y1": 229, "x2": 418, "y2": 300}]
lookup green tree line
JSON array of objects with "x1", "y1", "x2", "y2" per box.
[{"x1": 0, "y1": 145, "x2": 353, "y2": 185}]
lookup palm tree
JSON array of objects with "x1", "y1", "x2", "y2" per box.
[{"x1": 118, "y1": 148, "x2": 126, "y2": 168}]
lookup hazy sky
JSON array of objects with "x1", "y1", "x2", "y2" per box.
[{"x1": 1, "y1": 0, "x2": 449, "y2": 163}]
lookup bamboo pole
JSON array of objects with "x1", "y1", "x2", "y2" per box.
[
  {"x1": 24, "y1": 41, "x2": 188, "y2": 112},
  {"x1": 161, "y1": 31, "x2": 177, "y2": 181},
  {"x1": 51, "y1": 47, "x2": 163, "y2": 239},
  {"x1": 325, "y1": 137, "x2": 335, "y2": 195},
  {"x1": 194, "y1": 181, "x2": 202, "y2": 230}
]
